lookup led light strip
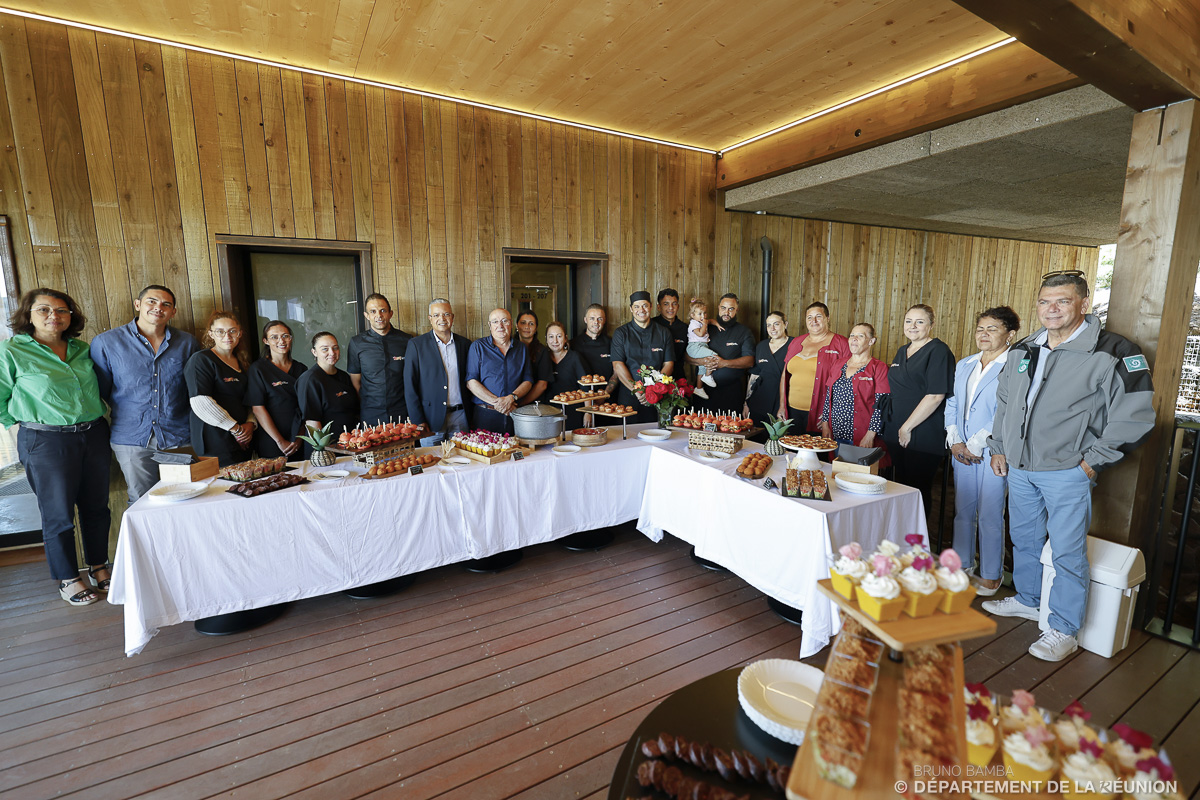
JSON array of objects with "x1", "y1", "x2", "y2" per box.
[
  {"x1": 0, "y1": 6, "x2": 716, "y2": 153},
  {"x1": 719, "y1": 37, "x2": 1018, "y2": 155}
]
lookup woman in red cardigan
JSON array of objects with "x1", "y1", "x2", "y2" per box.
[
  {"x1": 818, "y1": 323, "x2": 891, "y2": 464},
  {"x1": 777, "y1": 302, "x2": 850, "y2": 432}
]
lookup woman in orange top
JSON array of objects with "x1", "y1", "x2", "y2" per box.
[{"x1": 777, "y1": 302, "x2": 849, "y2": 432}]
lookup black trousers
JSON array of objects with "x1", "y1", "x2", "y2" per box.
[
  {"x1": 18, "y1": 421, "x2": 112, "y2": 581},
  {"x1": 473, "y1": 406, "x2": 515, "y2": 435},
  {"x1": 889, "y1": 445, "x2": 944, "y2": 516}
]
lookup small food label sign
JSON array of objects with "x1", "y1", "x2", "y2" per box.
[
  {"x1": 703, "y1": 422, "x2": 718, "y2": 432},
  {"x1": 512, "y1": 451, "x2": 525, "y2": 461},
  {"x1": 408, "y1": 465, "x2": 424, "y2": 475}
]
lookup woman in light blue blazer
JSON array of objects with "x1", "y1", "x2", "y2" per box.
[{"x1": 944, "y1": 306, "x2": 1020, "y2": 595}]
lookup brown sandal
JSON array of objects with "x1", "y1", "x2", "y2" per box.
[{"x1": 59, "y1": 578, "x2": 100, "y2": 606}]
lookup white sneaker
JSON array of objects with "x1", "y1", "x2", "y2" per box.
[
  {"x1": 981, "y1": 595, "x2": 1039, "y2": 621},
  {"x1": 693, "y1": 386, "x2": 709, "y2": 400},
  {"x1": 1028, "y1": 629, "x2": 1078, "y2": 662},
  {"x1": 701, "y1": 373, "x2": 717, "y2": 387}
]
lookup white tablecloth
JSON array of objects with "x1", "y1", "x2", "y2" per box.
[
  {"x1": 110, "y1": 425, "x2": 925, "y2": 657},
  {"x1": 635, "y1": 438, "x2": 928, "y2": 658}
]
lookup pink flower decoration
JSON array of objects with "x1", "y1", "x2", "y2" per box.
[
  {"x1": 1079, "y1": 738, "x2": 1103, "y2": 759},
  {"x1": 1111, "y1": 723, "x2": 1154, "y2": 750},
  {"x1": 840, "y1": 542, "x2": 862, "y2": 560},
  {"x1": 905, "y1": 533, "x2": 924, "y2": 546},
  {"x1": 873, "y1": 555, "x2": 893, "y2": 577},
  {"x1": 1062, "y1": 700, "x2": 1090, "y2": 721},
  {"x1": 939, "y1": 549, "x2": 963, "y2": 571},
  {"x1": 967, "y1": 701, "x2": 991, "y2": 721},
  {"x1": 1023, "y1": 726, "x2": 1054, "y2": 748},
  {"x1": 912, "y1": 555, "x2": 934, "y2": 572},
  {"x1": 965, "y1": 682, "x2": 992, "y2": 698},
  {"x1": 1135, "y1": 756, "x2": 1175, "y2": 782},
  {"x1": 1012, "y1": 690, "x2": 1036, "y2": 714}
]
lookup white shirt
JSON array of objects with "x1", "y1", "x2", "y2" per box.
[
  {"x1": 965, "y1": 349, "x2": 1008, "y2": 421},
  {"x1": 435, "y1": 334, "x2": 463, "y2": 406},
  {"x1": 1025, "y1": 320, "x2": 1089, "y2": 407}
]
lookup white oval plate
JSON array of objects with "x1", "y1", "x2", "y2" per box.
[
  {"x1": 637, "y1": 429, "x2": 671, "y2": 441},
  {"x1": 441, "y1": 456, "x2": 471, "y2": 465},
  {"x1": 147, "y1": 482, "x2": 210, "y2": 502},
  {"x1": 737, "y1": 659, "x2": 824, "y2": 745},
  {"x1": 311, "y1": 469, "x2": 351, "y2": 481},
  {"x1": 552, "y1": 445, "x2": 582, "y2": 456},
  {"x1": 834, "y1": 472, "x2": 888, "y2": 494},
  {"x1": 692, "y1": 449, "x2": 730, "y2": 461}
]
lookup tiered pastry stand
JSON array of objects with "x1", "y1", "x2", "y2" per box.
[
  {"x1": 786, "y1": 580, "x2": 997, "y2": 800},
  {"x1": 552, "y1": 387, "x2": 609, "y2": 430}
]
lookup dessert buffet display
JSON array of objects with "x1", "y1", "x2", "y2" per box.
[
  {"x1": 830, "y1": 538, "x2": 977, "y2": 622},
  {"x1": 783, "y1": 465, "x2": 829, "y2": 501},
  {"x1": 333, "y1": 420, "x2": 424, "y2": 451},
  {"x1": 589, "y1": 402, "x2": 636, "y2": 416},
  {"x1": 218, "y1": 457, "x2": 289, "y2": 482},
  {"x1": 672, "y1": 409, "x2": 756, "y2": 434},
  {"x1": 551, "y1": 389, "x2": 608, "y2": 403},
  {"x1": 224, "y1": 472, "x2": 308, "y2": 498},
  {"x1": 579, "y1": 375, "x2": 608, "y2": 385},
  {"x1": 780, "y1": 433, "x2": 838, "y2": 452},
  {"x1": 449, "y1": 430, "x2": 527, "y2": 464},
  {"x1": 737, "y1": 453, "x2": 773, "y2": 479},
  {"x1": 363, "y1": 452, "x2": 439, "y2": 478}
]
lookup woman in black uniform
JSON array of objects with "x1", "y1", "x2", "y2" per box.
[
  {"x1": 246, "y1": 320, "x2": 306, "y2": 458},
  {"x1": 516, "y1": 310, "x2": 553, "y2": 407},
  {"x1": 185, "y1": 311, "x2": 257, "y2": 467},
  {"x1": 882, "y1": 303, "x2": 955, "y2": 514},
  {"x1": 543, "y1": 321, "x2": 588, "y2": 429},
  {"x1": 744, "y1": 310, "x2": 792, "y2": 434},
  {"x1": 297, "y1": 331, "x2": 359, "y2": 454}
]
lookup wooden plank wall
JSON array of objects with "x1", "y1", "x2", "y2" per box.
[
  {"x1": 0, "y1": 16, "x2": 717, "y2": 341},
  {"x1": 716, "y1": 206, "x2": 1100, "y2": 363},
  {"x1": 0, "y1": 15, "x2": 1097, "y2": 360}
]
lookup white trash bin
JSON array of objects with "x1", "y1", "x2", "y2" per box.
[{"x1": 1038, "y1": 536, "x2": 1146, "y2": 658}]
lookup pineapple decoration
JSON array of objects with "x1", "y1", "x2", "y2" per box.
[
  {"x1": 298, "y1": 422, "x2": 337, "y2": 467},
  {"x1": 763, "y1": 414, "x2": 793, "y2": 456}
]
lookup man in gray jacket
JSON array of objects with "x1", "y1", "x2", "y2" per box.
[{"x1": 983, "y1": 271, "x2": 1154, "y2": 661}]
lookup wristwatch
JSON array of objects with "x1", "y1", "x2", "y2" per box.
[{"x1": 510, "y1": 392, "x2": 520, "y2": 402}]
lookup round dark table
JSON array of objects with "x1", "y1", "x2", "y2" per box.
[{"x1": 607, "y1": 668, "x2": 798, "y2": 800}]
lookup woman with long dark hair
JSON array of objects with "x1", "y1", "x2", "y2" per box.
[
  {"x1": 246, "y1": 320, "x2": 306, "y2": 458},
  {"x1": 0, "y1": 289, "x2": 112, "y2": 606}
]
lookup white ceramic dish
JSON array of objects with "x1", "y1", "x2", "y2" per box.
[
  {"x1": 780, "y1": 441, "x2": 838, "y2": 453},
  {"x1": 834, "y1": 472, "x2": 888, "y2": 495},
  {"x1": 737, "y1": 658, "x2": 823, "y2": 745},
  {"x1": 552, "y1": 444, "x2": 582, "y2": 456},
  {"x1": 147, "y1": 482, "x2": 210, "y2": 502},
  {"x1": 441, "y1": 455, "x2": 471, "y2": 466},
  {"x1": 692, "y1": 449, "x2": 731, "y2": 461},
  {"x1": 637, "y1": 429, "x2": 671, "y2": 441},
  {"x1": 310, "y1": 469, "x2": 351, "y2": 481}
]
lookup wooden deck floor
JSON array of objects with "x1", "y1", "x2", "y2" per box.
[{"x1": 2, "y1": 530, "x2": 1198, "y2": 799}]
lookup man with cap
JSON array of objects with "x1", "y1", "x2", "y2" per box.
[
  {"x1": 687, "y1": 293, "x2": 756, "y2": 412},
  {"x1": 652, "y1": 288, "x2": 688, "y2": 367},
  {"x1": 348, "y1": 293, "x2": 413, "y2": 426},
  {"x1": 611, "y1": 291, "x2": 676, "y2": 423}
]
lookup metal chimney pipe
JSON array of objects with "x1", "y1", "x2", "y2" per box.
[{"x1": 760, "y1": 236, "x2": 773, "y2": 341}]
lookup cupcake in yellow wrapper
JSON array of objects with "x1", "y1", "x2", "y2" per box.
[
  {"x1": 897, "y1": 563, "x2": 943, "y2": 618},
  {"x1": 933, "y1": 548, "x2": 976, "y2": 613},
  {"x1": 1001, "y1": 726, "x2": 1057, "y2": 791},
  {"x1": 966, "y1": 700, "x2": 999, "y2": 768},
  {"x1": 855, "y1": 573, "x2": 904, "y2": 622},
  {"x1": 831, "y1": 543, "x2": 868, "y2": 599},
  {"x1": 1061, "y1": 739, "x2": 1118, "y2": 800}
]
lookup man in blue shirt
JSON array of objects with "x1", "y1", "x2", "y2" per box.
[
  {"x1": 466, "y1": 308, "x2": 532, "y2": 434},
  {"x1": 91, "y1": 285, "x2": 201, "y2": 503}
]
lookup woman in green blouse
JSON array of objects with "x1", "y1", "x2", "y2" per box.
[{"x1": 0, "y1": 289, "x2": 112, "y2": 606}]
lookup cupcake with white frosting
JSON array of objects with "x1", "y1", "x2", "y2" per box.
[
  {"x1": 966, "y1": 700, "x2": 999, "y2": 768},
  {"x1": 1127, "y1": 753, "x2": 1184, "y2": 800},
  {"x1": 854, "y1": 556, "x2": 904, "y2": 622},
  {"x1": 1001, "y1": 717, "x2": 1057, "y2": 791},
  {"x1": 1106, "y1": 724, "x2": 1155, "y2": 778},
  {"x1": 897, "y1": 557, "x2": 944, "y2": 618},
  {"x1": 1055, "y1": 701, "x2": 1099, "y2": 754},
  {"x1": 934, "y1": 548, "x2": 977, "y2": 614},
  {"x1": 831, "y1": 542, "x2": 868, "y2": 599},
  {"x1": 1062, "y1": 736, "x2": 1118, "y2": 800}
]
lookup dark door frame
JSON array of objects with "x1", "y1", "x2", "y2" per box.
[{"x1": 502, "y1": 247, "x2": 609, "y2": 336}]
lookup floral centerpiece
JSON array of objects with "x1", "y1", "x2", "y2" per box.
[{"x1": 632, "y1": 365, "x2": 695, "y2": 428}]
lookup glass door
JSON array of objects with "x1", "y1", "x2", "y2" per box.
[{"x1": 247, "y1": 252, "x2": 363, "y2": 363}]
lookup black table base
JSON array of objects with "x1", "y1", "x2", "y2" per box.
[
  {"x1": 194, "y1": 603, "x2": 288, "y2": 636},
  {"x1": 463, "y1": 550, "x2": 523, "y2": 573},
  {"x1": 690, "y1": 546, "x2": 728, "y2": 572},
  {"x1": 560, "y1": 528, "x2": 616, "y2": 551},
  {"x1": 343, "y1": 574, "x2": 416, "y2": 599},
  {"x1": 767, "y1": 596, "x2": 803, "y2": 626}
]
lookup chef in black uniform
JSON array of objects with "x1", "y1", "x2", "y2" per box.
[
  {"x1": 572, "y1": 303, "x2": 615, "y2": 394},
  {"x1": 744, "y1": 310, "x2": 793, "y2": 431},
  {"x1": 298, "y1": 331, "x2": 360, "y2": 454},
  {"x1": 687, "y1": 293, "x2": 755, "y2": 413},
  {"x1": 610, "y1": 291, "x2": 675, "y2": 423},
  {"x1": 348, "y1": 293, "x2": 412, "y2": 426},
  {"x1": 246, "y1": 320, "x2": 306, "y2": 458},
  {"x1": 652, "y1": 288, "x2": 688, "y2": 366},
  {"x1": 185, "y1": 311, "x2": 256, "y2": 467}
]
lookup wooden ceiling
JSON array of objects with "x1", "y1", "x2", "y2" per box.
[{"x1": 13, "y1": 0, "x2": 1021, "y2": 150}]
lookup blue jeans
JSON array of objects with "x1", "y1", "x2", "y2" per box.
[
  {"x1": 1007, "y1": 465, "x2": 1093, "y2": 636},
  {"x1": 951, "y1": 457, "x2": 1007, "y2": 580}
]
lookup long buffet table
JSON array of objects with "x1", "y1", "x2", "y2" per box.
[{"x1": 109, "y1": 423, "x2": 926, "y2": 657}]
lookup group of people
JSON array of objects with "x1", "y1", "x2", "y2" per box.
[{"x1": 0, "y1": 272, "x2": 1157, "y2": 665}]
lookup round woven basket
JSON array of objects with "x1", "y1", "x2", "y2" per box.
[{"x1": 570, "y1": 429, "x2": 608, "y2": 447}]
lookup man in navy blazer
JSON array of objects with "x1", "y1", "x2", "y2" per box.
[{"x1": 404, "y1": 298, "x2": 472, "y2": 445}]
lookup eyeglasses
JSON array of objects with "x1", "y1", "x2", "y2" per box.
[
  {"x1": 266, "y1": 334, "x2": 293, "y2": 342},
  {"x1": 32, "y1": 306, "x2": 71, "y2": 318},
  {"x1": 211, "y1": 328, "x2": 241, "y2": 338}
]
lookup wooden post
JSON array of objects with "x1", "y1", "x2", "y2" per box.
[{"x1": 1092, "y1": 99, "x2": 1200, "y2": 548}]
